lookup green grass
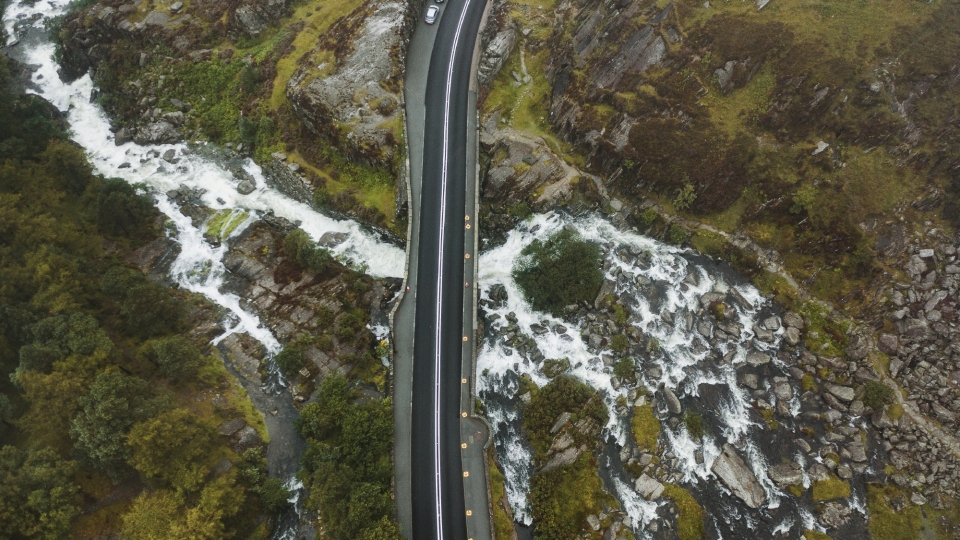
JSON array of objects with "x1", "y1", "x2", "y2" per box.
[
  {"x1": 811, "y1": 475, "x2": 851, "y2": 502},
  {"x1": 268, "y1": 0, "x2": 367, "y2": 109},
  {"x1": 631, "y1": 404, "x2": 660, "y2": 452},
  {"x1": 489, "y1": 448, "x2": 515, "y2": 540},
  {"x1": 662, "y1": 484, "x2": 705, "y2": 540},
  {"x1": 803, "y1": 531, "x2": 833, "y2": 540}
]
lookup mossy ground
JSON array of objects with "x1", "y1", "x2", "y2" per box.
[
  {"x1": 631, "y1": 403, "x2": 660, "y2": 452},
  {"x1": 662, "y1": 483, "x2": 705, "y2": 540},
  {"x1": 488, "y1": 447, "x2": 516, "y2": 540},
  {"x1": 866, "y1": 484, "x2": 960, "y2": 540},
  {"x1": 811, "y1": 475, "x2": 851, "y2": 502}
]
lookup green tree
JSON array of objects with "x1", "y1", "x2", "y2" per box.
[
  {"x1": 127, "y1": 409, "x2": 216, "y2": 493},
  {"x1": 17, "y1": 370, "x2": 88, "y2": 450},
  {"x1": 94, "y1": 177, "x2": 153, "y2": 236},
  {"x1": 297, "y1": 374, "x2": 351, "y2": 441},
  {"x1": 512, "y1": 230, "x2": 603, "y2": 316},
  {"x1": 0, "y1": 445, "x2": 80, "y2": 540},
  {"x1": 120, "y1": 490, "x2": 180, "y2": 540},
  {"x1": 70, "y1": 370, "x2": 168, "y2": 480},
  {"x1": 140, "y1": 336, "x2": 203, "y2": 382},
  {"x1": 357, "y1": 517, "x2": 405, "y2": 540},
  {"x1": 256, "y1": 477, "x2": 292, "y2": 513}
]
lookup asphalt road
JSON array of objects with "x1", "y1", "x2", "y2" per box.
[{"x1": 410, "y1": 0, "x2": 488, "y2": 538}]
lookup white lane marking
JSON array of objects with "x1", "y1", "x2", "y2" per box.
[{"x1": 435, "y1": 0, "x2": 474, "y2": 538}]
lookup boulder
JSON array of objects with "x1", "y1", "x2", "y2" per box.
[
  {"x1": 783, "y1": 311, "x2": 804, "y2": 329},
  {"x1": 217, "y1": 418, "x2": 246, "y2": 436},
  {"x1": 318, "y1": 231, "x2": 348, "y2": 248},
  {"x1": 845, "y1": 334, "x2": 869, "y2": 361},
  {"x1": 745, "y1": 351, "x2": 771, "y2": 366},
  {"x1": 478, "y1": 28, "x2": 517, "y2": 86},
  {"x1": 783, "y1": 326, "x2": 801, "y2": 346},
  {"x1": 767, "y1": 462, "x2": 803, "y2": 487},
  {"x1": 818, "y1": 501, "x2": 851, "y2": 529},
  {"x1": 114, "y1": 127, "x2": 133, "y2": 145},
  {"x1": 134, "y1": 122, "x2": 182, "y2": 145},
  {"x1": 711, "y1": 444, "x2": 767, "y2": 509},
  {"x1": 824, "y1": 383, "x2": 855, "y2": 402},
  {"x1": 662, "y1": 387, "x2": 682, "y2": 415},
  {"x1": 162, "y1": 149, "x2": 177, "y2": 163},
  {"x1": 895, "y1": 317, "x2": 929, "y2": 338},
  {"x1": 877, "y1": 333, "x2": 899, "y2": 355},
  {"x1": 635, "y1": 473, "x2": 664, "y2": 500},
  {"x1": 237, "y1": 178, "x2": 256, "y2": 195}
]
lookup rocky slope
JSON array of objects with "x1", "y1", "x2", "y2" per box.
[
  {"x1": 474, "y1": 0, "x2": 960, "y2": 537},
  {"x1": 52, "y1": 0, "x2": 423, "y2": 230}
]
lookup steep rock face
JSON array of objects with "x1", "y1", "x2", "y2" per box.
[
  {"x1": 710, "y1": 444, "x2": 767, "y2": 509},
  {"x1": 286, "y1": 0, "x2": 413, "y2": 170}
]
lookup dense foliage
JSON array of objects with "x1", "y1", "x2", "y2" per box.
[
  {"x1": 512, "y1": 229, "x2": 603, "y2": 315},
  {"x1": 296, "y1": 374, "x2": 402, "y2": 540},
  {"x1": 0, "y1": 54, "x2": 278, "y2": 538}
]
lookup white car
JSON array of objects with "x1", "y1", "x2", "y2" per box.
[{"x1": 425, "y1": 5, "x2": 439, "y2": 23}]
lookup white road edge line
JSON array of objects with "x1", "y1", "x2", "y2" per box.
[{"x1": 435, "y1": 0, "x2": 473, "y2": 538}]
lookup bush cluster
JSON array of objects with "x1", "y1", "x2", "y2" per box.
[{"x1": 513, "y1": 229, "x2": 603, "y2": 316}]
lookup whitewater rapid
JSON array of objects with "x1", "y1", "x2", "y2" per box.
[
  {"x1": 3, "y1": 0, "x2": 404, "y2": 353},
  {"x1": 476, "y1": 212, "x2": 809, "y2": 536}
]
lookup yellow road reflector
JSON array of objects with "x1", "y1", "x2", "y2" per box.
[
  {"x1": 466, "y1": 224, "x2": 471, "y2": 229},
  {"x1": 461, "y1": 443, "x2": 467, "y2": 448},
  {"x1": 461, "y1": 412, "x2": 467, "y2": 417},
  {"x1": 466, "y1": 510, "x2": 472, "y2": 516},
  {"x1": 463, "y1": 471, "x2": 470, "y2": 477}
]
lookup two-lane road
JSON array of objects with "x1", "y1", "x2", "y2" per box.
[{"x1": 410, "y1": 0, "x2": 488, "y2": 537}]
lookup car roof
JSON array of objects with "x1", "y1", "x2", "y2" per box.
[{"x1": 427, "y1": 5, "x2": 438, "y2": 11}]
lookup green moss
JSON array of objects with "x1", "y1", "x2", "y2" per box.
[
  {"x1": 682, "y1": 411, "x2": 705, "y2": 440},
  {"x1": 489, "y1": 448, "x2": 515, "y2": 540},
  {"x1": 662, "y1": 484, "x2": 705, "y2": 540},
  {"x1": 788, "y1": 484, "x2": 806, "y2": 498},
  {"x1": 866, "y1": 483, "x2": 923, "y2": 540},
  {"x1": 811, "y1": 476, "x2": 851, "y2": 502},
  {"x1": 803, "y1": 530, "x2": 833, "y2": 540},
  {"x1": 528, "y1": 453, "x2": 613, "y2": 540},
  {"x1": 801, "y1": 373, "x2": 817, "y2": 393},
  {"x1": 631, "y1": 404, "x2": 660, "y2": 452},
  {"x1": 523, "y1": 376, "x2": 608, "y2": 459},
  {"x1": 690, "y1": 229, "x2": 727, "y2": 257},
  {"x1": 887, "y1": 403, "x2": 904, "y2": 421},
  {"x1": 205, "y1": 209, "x2": 249, "y2": 240}
]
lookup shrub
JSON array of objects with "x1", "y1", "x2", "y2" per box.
[
  {"x1": 862, "y1": 380, "x2": 893, "y2": 410},
  {"x1": 523, "y1": 376, "x2": 607, "y2": 458},
  {"x1": 142, "y1": 336, "x2": 203, "y2": 382},
  {"x1": 274, "y1": 345, "x2": 305, "y2": 376},
  {"x1": 673, "y1": 183, "x2": 697, "y2": 211},
  {"x1": 613, "y1": 357, "x2": 636, "y2": 383},
  {"x1": 283, "y1": 229, "x2": 333, "y2": 274},
  {"x1": 256, "y1": 477, "x2": 292, "y2": 512},
  {"x1": 513, "y1": 229, "x2": 603, "y2": 316},
  {"x1": 668, "y1": 224, "x2": 689, "y2": 245},
  {"x1": 683, "y1": 411, "x2": 705, "y2": 440},
  {"x1": 610, "y1": 334, "x2": 629, "y2": 353}
]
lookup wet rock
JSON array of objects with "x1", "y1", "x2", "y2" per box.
[
  {"x1": 825, "y1": 383, "x2": 855, "y2": 402},
  {"x1": 772, "y1": 378, "x2": 793, "y2": 402},
  {"x1": 114, "y1": 127, "x2": 133, "y2": 145},
  {"x1": 846, "y1": 442, "x2": 868, "y2": 462},
  {"x1": 752, "y1": 324, "x2": 775, "y2": 342},
  {"x1": 217, "y1": 418, "x2": 246, "y2": 436},
  {"x1": 318, "y1": 231, "x2": 348, "y2": 248},
  {"x1": 818, "y1": 502, "x2": 851, "y2": 529},
  {"x1": 767, "y1": 462, "x2": 803, "y2": 487},
  {"x1": 745, "y1": 351, "x2": 771, "y2": 366},
  {"x1": 740, "y1": 373, "x2": 759, "y2": 390},
  {"x1": 807, "y1": 463, "x2": 831, "y2": 482},
  {"x1": 162, "y1": 149, "x2": 177, "y2": 163},
  {"x1": 237, "y1": 178, "x2": 256, "y2": 195},
  {"x1": 530, "y1": 324, "x2": 549, "y2": 335},
  {"x1": 134, "y1": 121, "x2": 182, "y2": 145},
  {"x1": 635, "y1": 473, "x2": 664, "y2": 500},
  {"x1": 662, "y1": 387, "x2": 682, "y2": 415},
  {"x1": 763, "y1": 316, "x2": 781, "y2": 331},
  {"x1": 711, "y1": 444, "x2": 767, "y2": 508},
  {"x1": 594, "y1": 279, "x2": 617, "y2": 309}
]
